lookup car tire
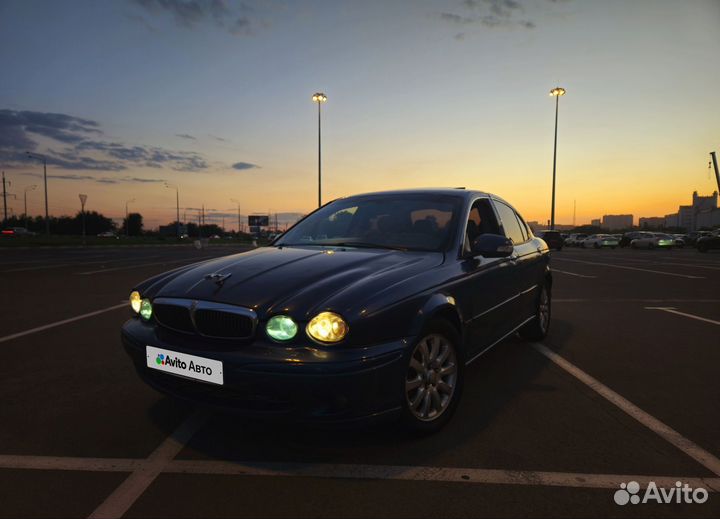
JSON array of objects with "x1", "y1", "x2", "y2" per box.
[
  {"x1": 649, "y1": 243, "x2": 655, "y2": 250},
  {"x1": 594, "y1": 243, "x2": 600, "y2": 249},
  {"x1": 400, "y1": 320, "x2": 464, "y2": 434},
  {"x1": 519, "y1": 284, "x2": 551, "y2": 342}
]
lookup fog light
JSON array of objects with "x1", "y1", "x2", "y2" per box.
[
  {"x1": 139, "y1": 299, "x2": 153, "y2": 320},
  {"x1": 266, "y1": 315, "x2": 298, "y2": 341},
  {"x1": 306, "y1": 312, "x2": 348, "y2": 343}
]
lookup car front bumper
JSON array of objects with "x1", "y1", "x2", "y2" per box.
[{"x1": 121, "y1": 318, "x2": 410, "y2": 423}]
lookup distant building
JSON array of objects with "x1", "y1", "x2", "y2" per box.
[
  {"x1": 663, "y1": 191, "x2": 719, "y2": 231},
  {"x1": 639, "y1": 217, "x2": 665, "y2": 230},
  {"x1": 601, "y1": 214, "x2": 633, "y2": 230},
  {"x1": 591, "y1": 218, "x2": 601, "y2": 227}
]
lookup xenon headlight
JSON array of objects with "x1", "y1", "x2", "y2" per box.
[
  {"x1": 139, "y1": 299, "x2": 153, "y2": 320},
  {"x1": 306, "y1": 312, "x2": 348, "y2": 343},
  {"x1": 129, "y1": 291, "x2": 142, "y2": 313},
  {"x1": 266, "y1": 315, "x2": 298, "y2": 341}
]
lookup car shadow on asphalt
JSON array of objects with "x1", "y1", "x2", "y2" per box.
[{"x1": 145, "y1": 319, "x2": 573, "y2": 468}]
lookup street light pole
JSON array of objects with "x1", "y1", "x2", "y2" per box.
[
  {"x1": 231, "y1": 198, "x2": 241, "y2": 234},
  {"x1": 24, "y1": 185, "x2": 37, "y2": 228},
  {"x1": 549, "y1": 87, "x2": 566, "y2": 230},
  {"x1": 125, "y1": 198, "x2": 135, "y2": 237},
  {"x1": 165, "y1": 183, "x2": 180, "y2": 238},
  {"x1": 312, "y1": 92, "x2": 327, "y2": 208},
  {"x1": 79, "y1": 193, "x2": 87, "y2": 245},
  {"x1": 26, "y1": 152, "x2": 50, "y2": 234}
]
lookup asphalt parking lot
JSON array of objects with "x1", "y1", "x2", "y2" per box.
[{"x1": 1, "y1": 244, "x2": 719, "y2": 518}]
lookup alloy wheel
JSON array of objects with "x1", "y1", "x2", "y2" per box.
[{"x1": 405, "y1": 334, "x2": 458, "y2": 422}]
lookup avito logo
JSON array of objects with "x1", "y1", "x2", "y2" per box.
[
  {"x1": 614, "y1": 481, "x2": 709, "y2": 505},
  {"x1": 155, "y1": 353, "x2": 165, "y2": 365}
]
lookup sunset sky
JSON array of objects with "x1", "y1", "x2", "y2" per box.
[{"x1": 1, "y1": 0, "x2": 719, "y2": 229}]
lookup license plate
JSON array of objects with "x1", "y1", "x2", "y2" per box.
[{"x1": 146, "y1": 346, "x2": 223, "y2": 385}]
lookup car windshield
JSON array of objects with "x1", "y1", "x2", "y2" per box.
[{"x1": 275, "y1": 194, "x2": 462, "y2": 252}]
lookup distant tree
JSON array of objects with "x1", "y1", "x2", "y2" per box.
[{"x1": 121, "y1": 213, "x2": 144, "y2": 236}]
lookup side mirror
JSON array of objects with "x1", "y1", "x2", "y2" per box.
[{"x1": 470, "y1": 233, "x2": 514, "y2": 258}]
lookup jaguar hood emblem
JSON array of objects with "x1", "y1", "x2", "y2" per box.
[{"x1": 204, "y1": 272, "x2": 232, "y2": 286}]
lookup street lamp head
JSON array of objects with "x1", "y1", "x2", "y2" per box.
[
  {"x1": 549, "y1": 87, "x2": 566, "y2": 97},
  {"x1": 312, "y1": 92, "x2": 327, "y2": 103}
]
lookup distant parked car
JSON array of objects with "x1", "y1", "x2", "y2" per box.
[
  {"x1": 535, "y1": 230, "x2": 563, "y2": 250},
  {"x1": 1, "y1": 227, "x2": 36, "y2": 237},
  {"x1": 97, "y1": 231, "x2": 119, "y2": 238},
  {"x1": 566, "y1": 233, "x2": 588, "y2": 247},
  {"x1": 582, "y1": 234, "x2": 619, "y2": 249},
  {"x1": 696, "y1": 232, "x2": 720, "y2": 253},
  {"x1": 630, "y1": 233, "x2": 675, "y2": 249},
  {"x1": 684, "y1": 231, "x2": 711, "y2": 246},
  {"x1": 671, "y1": 234, "x2": 686, "y2": 248},
  {"x1": 619, "y1": 231, "x2": 647, "y2": 248}
]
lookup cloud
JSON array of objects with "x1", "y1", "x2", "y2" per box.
[
  {"x1": 209, "y1": 134, "x2": 227, "y2": 142},
  {"x1": 0, "y1": 109, "x2": 99, "y2": 150},
  {"x1": 130, "y1": 0, "x2": 262, "y2": 36},
  {"x1": 231, "y1": 161, "x2": 259, "y2": 170},
  {"x1": 176, "y1": 133, "x2": 197, "y2": 140},
  {"x1": 21, "y1": 172, "x2": 167, "y2": 185},
  {"x1": 2, "y1": 108, "x2": 254, "y2": 178},
  {"x1": 0, "y1": 108, "x2": 214, "y2": 173},
  {"x1": 440, "y1": 0, "x2": 537, "y2": 31}
]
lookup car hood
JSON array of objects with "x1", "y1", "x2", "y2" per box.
[{"x1": 154, "y1": 246, "x2": 445, "y2": 320}]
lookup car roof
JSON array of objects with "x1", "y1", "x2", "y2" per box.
[{"x1": 341, "y1": 188, "x2": 498, "y2": 203}]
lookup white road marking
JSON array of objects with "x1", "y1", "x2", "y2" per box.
[
  {"x1": 1, "y1": 454, "x2": 718, "y2": 492},
  {"x1": 552, "y1": 269, "x2": 597, "y2": 279},
  {"x1": 3, "y1": 256, "x2": 164, "y2": 273},
  {"x1": 553, "y1": 258, "x2": 704, "y2": 279},
  {"x1": 554, "y1": 298, "x2": 720, "y2": 303},
  {"x1": 644, "y1": 307, "x2": 720, "y2": 326},
  {"x1": 532, "y1": 343, "x2": 720, "y2": 476},
  {"x1": 76, "y1": 257, "x2": 204, "y2": 275},
  {"x1": 0, "y1": 303, "x2": 127, "y2": 344},
  {"x1": 0, "y1": 455, "x2": 141, "y2": 472},
  {"x1": 88, "y1": 411, "x2": 208, "y2": 519}
]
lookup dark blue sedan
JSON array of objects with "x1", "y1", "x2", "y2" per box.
[{"x1": 122, "y1": 189, "x2": 551, "y2": 432}]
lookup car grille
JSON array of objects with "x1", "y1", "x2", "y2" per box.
[
  {"x1": 154, "y1": 303, "x2": 195, "y2": 333},
  {"x1": 152, "y1": 298, "x2": 256, "y2": 340},
  {"x1": 194, "y1": 309, "x2": 254, "y2": 338}
]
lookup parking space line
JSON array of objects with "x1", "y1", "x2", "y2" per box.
[
  {"x1": 166, "y1": 460, "x2": 720, "y2": 491},
  {"x1": 0, "y1": 303, "x2": 127, "y2": 344},
  {"x1": 3, "y1": 256, "x2": 165, "y2": 273},
  {"x1": 644, "y1": 307, "x2": 720, "y2": 326},
  {"x1": 89, "y1": 411, "x2": 208, "y2": 519},
  {"x1": 0, "y1": 455, "x2": 141, "y2": 472},
  {"x1": 554, "y1": 299, "x2": 720, "y2": 303},
  {"x1": 76, "y1": 257, "x2": 204, "y2": 275},
  {"x1": 532, "y1": 343, "x2": 720, "y2": 476},
  {"x1": 553, "y1": 258, "x2": 705, "y2": 279},
  {"x1": 552, "y1": 269, "x2": 597, "y2": 279},
  {"x1": 1, "y1": 454, "x2": 718, "y2": 492}
]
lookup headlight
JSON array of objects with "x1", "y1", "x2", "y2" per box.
[
  {"x1": 266, "y1": 315, "x2": 298, "y2": 341},
  {"x1": 139, "y1": 299, "x2": 153, "y2": 320},
  {"x1": 129, "y1": 291, "x2": 142, "y2": 313},
  {"x1": 306, "y1": 312, "x2": 348, "y2": 343}
]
